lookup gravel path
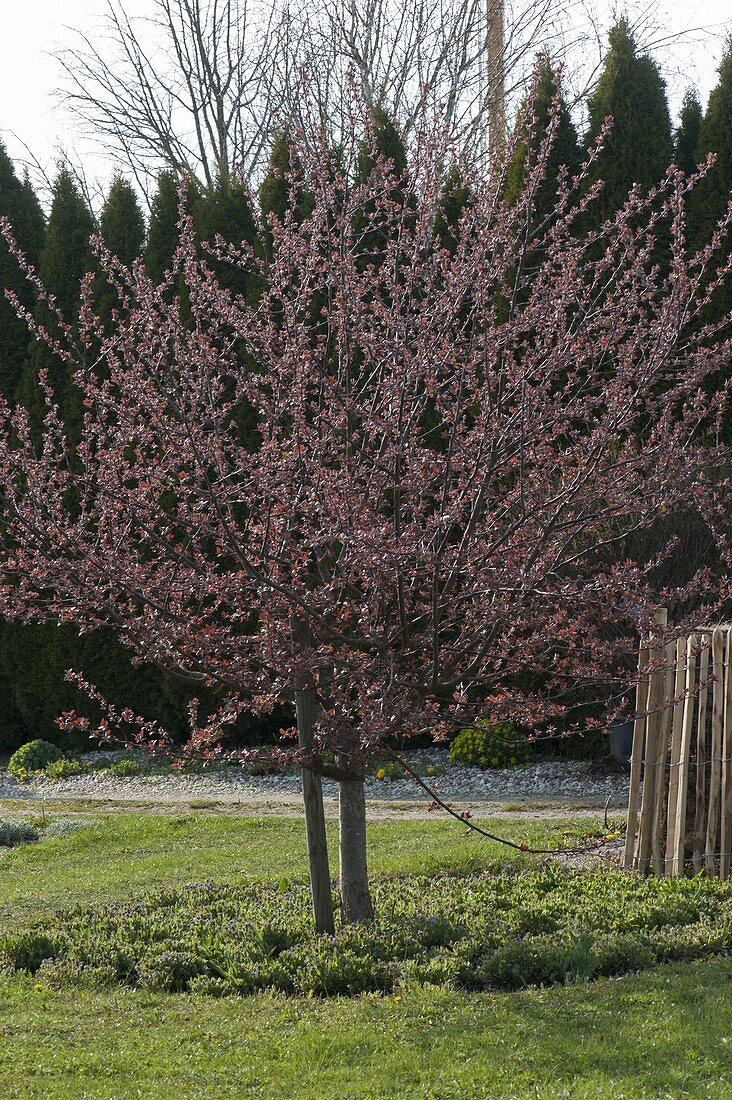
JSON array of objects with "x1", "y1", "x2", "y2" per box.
[{"x1": 0, "y1": 750, "x2": 630, "y2": 811}]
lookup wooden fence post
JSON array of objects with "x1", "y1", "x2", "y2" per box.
[
  {"x1": 624, "y1": 643, "x2": 649, "y2": 870},
  {"x1": 636, "y1": 608, "x2": 668, "y2": 873},
  {"x1": 665, "y1": 636, "x2": 687, "y2": 871},
  {"x1": 705, "y1": 628, "x2": 725, "y2": 876},
  {"x1": 671, "y1": 634, "x2": 696, "y2": 877},
  {"x1": 650, "y1": 636, "x2": 675, "y2": 874},
  {"x1": 692, "y1": 637, "x2": 710, "y2": 874},
  {"x1": 720, "y1": 628, "x2": 732, "y2": 880}
]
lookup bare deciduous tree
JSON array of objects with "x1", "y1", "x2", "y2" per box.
[
  {"x1": 277, "y1": 0, "x2": 573, "y2": 159},
  {"x1": 56, "y1": 0, "x2": 590, "y2": 183},
  {"x1": 55, "y1": 0, "x2": 727, "y2": 187},
  {"x1": 57, "y1": 0, "x2": 282, "y2": 190}
]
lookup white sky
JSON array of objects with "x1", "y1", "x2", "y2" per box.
[{"x1": 0, "y1": 0, "x2": 730, "y2": 200}]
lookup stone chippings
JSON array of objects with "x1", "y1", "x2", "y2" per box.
[{"x1": 0, "y1": 748, "x2": 630, "y2": 807}]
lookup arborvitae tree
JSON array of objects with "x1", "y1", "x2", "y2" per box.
[
  {"x1": 196, "y1": 176, "x2": 260, "y2": 301},
  {"x1": 0, "y1": 146, "x2": 45, "y2": 401},
  {"x1": 15, "y1": 167, "x2": 94, "y2": 436},
  {"x1": 354, "y1": 108, "x2": 410, "y2": 270},
  {"x1": 492, "y1": 66, "x2": 582, "y2": 332},
  {"x1": 258, "y1": 130, "x2": 314, "y2": 263},
  {"x1": 674, "y1": 90, "x2": 704, "y2": 176},
  {"x1": 95, "y1": 176, "x2": 146, "y2": 328},
  {"x1": 17, "y1": 174, "x2": 47, "y2": 257},
  {"x1": 433, "y1": 165, "x2": 471, "y2": 254},
  {"x1": 143, "y1": 171, "x2": 206, "y2": 340},
  {"x1": 144, "y1": 169, "x2": 181, "y2": 282},
  {"x1": 585, "y1": 20, "x2": 673, "y2": 224},
  {"x1": 100, "y1": 175, "x2": 145, "y2": 263},
  {"x1": 259, "y1": 130, "x2": 293, "y2": 229},
  {"x1": 10, "y1": 170, "x2": 93, "y2": 723},
  {"x1": 31, "y1": 168, "x2": 94, "y2": 319},
  {"x1": 692, "y1": 45, "x2": 732, "y2": 249},
  {"x1": 690, "y1": 44, "x2": 732, "y2": 434},
  {"x1": 354, "y1": 106, "x2": 408, "y2": 184},
  {"x1": 504, "y1": 61, "x2": 582, "y2": 216},
  {"x1": 194, "y1": 175, "x2": 264, "y2": 449}
]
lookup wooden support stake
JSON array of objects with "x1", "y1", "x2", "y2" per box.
[
  {"x1": 692, "y1": 638, "x2": 710, "y2": 873},
  {"x1": 636, "y1": 608, "x2": 668, "y2": 874},
  {"x1": 665, "y1": 636, "x2": 687, "y2": 871},
  {"x1": 720, "y1": 628, "x2": 732, "y2": 880},
  {"x1": 672, "y1": 635, "x2": 696, "y2": 876},
  {"x1": 705, "y1": 628, "x2": 725, "y2": 876},
  {"x1": 624, "y1": 644, "x2": 649, "y2": 870}
]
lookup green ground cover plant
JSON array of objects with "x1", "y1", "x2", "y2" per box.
[
  {"x1": 102, "y1": 758, "x2": 144, "y2": 778},
  {"x1": 373, "y1": 756, "x2": 446, "y2": 781},
  {"x1": 0, "y1": 815, "x2": 93, "y2": 848},
  {"x1": 0, "y1": 817, "x2": 39, "y2": 846},
  {"x1": 2, "y1": 868, "x2": 729, "y2": 997},
  {"x1": 4, "y1": 750, "x2": 176, "y2": 781},
  {"x1": 42, "y1": 757, "x2": 85, "y2": 779}
]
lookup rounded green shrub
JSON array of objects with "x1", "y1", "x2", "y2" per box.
[
  {"x1": 449, "y1": 720, "x2": 529, "y2": 770},
  {"x1": 138, "y1": 950, "x2": 207, "y2": 993},
  {"x1": 7, "y1": 739, "x2": 63, "y2": 777},
  {"x1": 35, "y1": 958, "x2": 116, "y2": 989}
]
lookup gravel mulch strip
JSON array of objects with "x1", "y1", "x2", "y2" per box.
[{"x1": 0, "y1": 749, "x2": 630, "y2": 809}]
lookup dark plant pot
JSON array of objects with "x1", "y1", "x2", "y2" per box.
[{"x1": 608, "y1": 717, "x2": 634, "y2": 769}]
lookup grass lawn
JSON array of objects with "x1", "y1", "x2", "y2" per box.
[
  {"x1": 0, "y1": 808, "x2": 572, "y2": 922},
  {"x1": 0, "y1": 805, "x2": 730, "y2": 1099}
]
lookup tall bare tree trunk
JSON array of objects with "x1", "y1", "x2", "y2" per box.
[
  {"x1": 295, "y1": 684, "x2": 334, "y2": 935},
  {"x1": 487, "y1": 0, "x2": 506, "y2": 153},
  {"x1": 338, "y1": 774, "x2": 374, "y2": 922}
]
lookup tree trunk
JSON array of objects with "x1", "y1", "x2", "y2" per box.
[
  {"x1": 295, "y1": 684, "x2": 334, "y2": 935},
  {"x1": 486, "y1": 0, "x2": 506, "y2": 153},
  {"x1": 338, "y1": 776, "x2": 374, "y2": 922}
]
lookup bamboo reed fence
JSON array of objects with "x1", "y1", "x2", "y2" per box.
[{"x1": 624, "y1": 610, "x2": 732, "y2": 879}]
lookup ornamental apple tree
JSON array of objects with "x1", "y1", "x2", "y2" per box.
[{"x1": 1, "y1": 80, "x2": 730, "y2": 929}]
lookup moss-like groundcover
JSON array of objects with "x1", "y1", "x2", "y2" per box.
[{"x1": 2, "y1": 867, "x2": 730, "y2": 998}]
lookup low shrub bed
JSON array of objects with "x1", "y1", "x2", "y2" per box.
[
  {"x1": 2, "y1": 867, "x2": 730, "y2": 997},
  {"x1": 0, "y1": 819, "x2": 40, "y2": 847},
  {"x1": 3, "y1": 744, "x2": 159, "y2": 781},
  {"x1": 43, "y1": 758, "x2": 85, "y2": 780}
]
